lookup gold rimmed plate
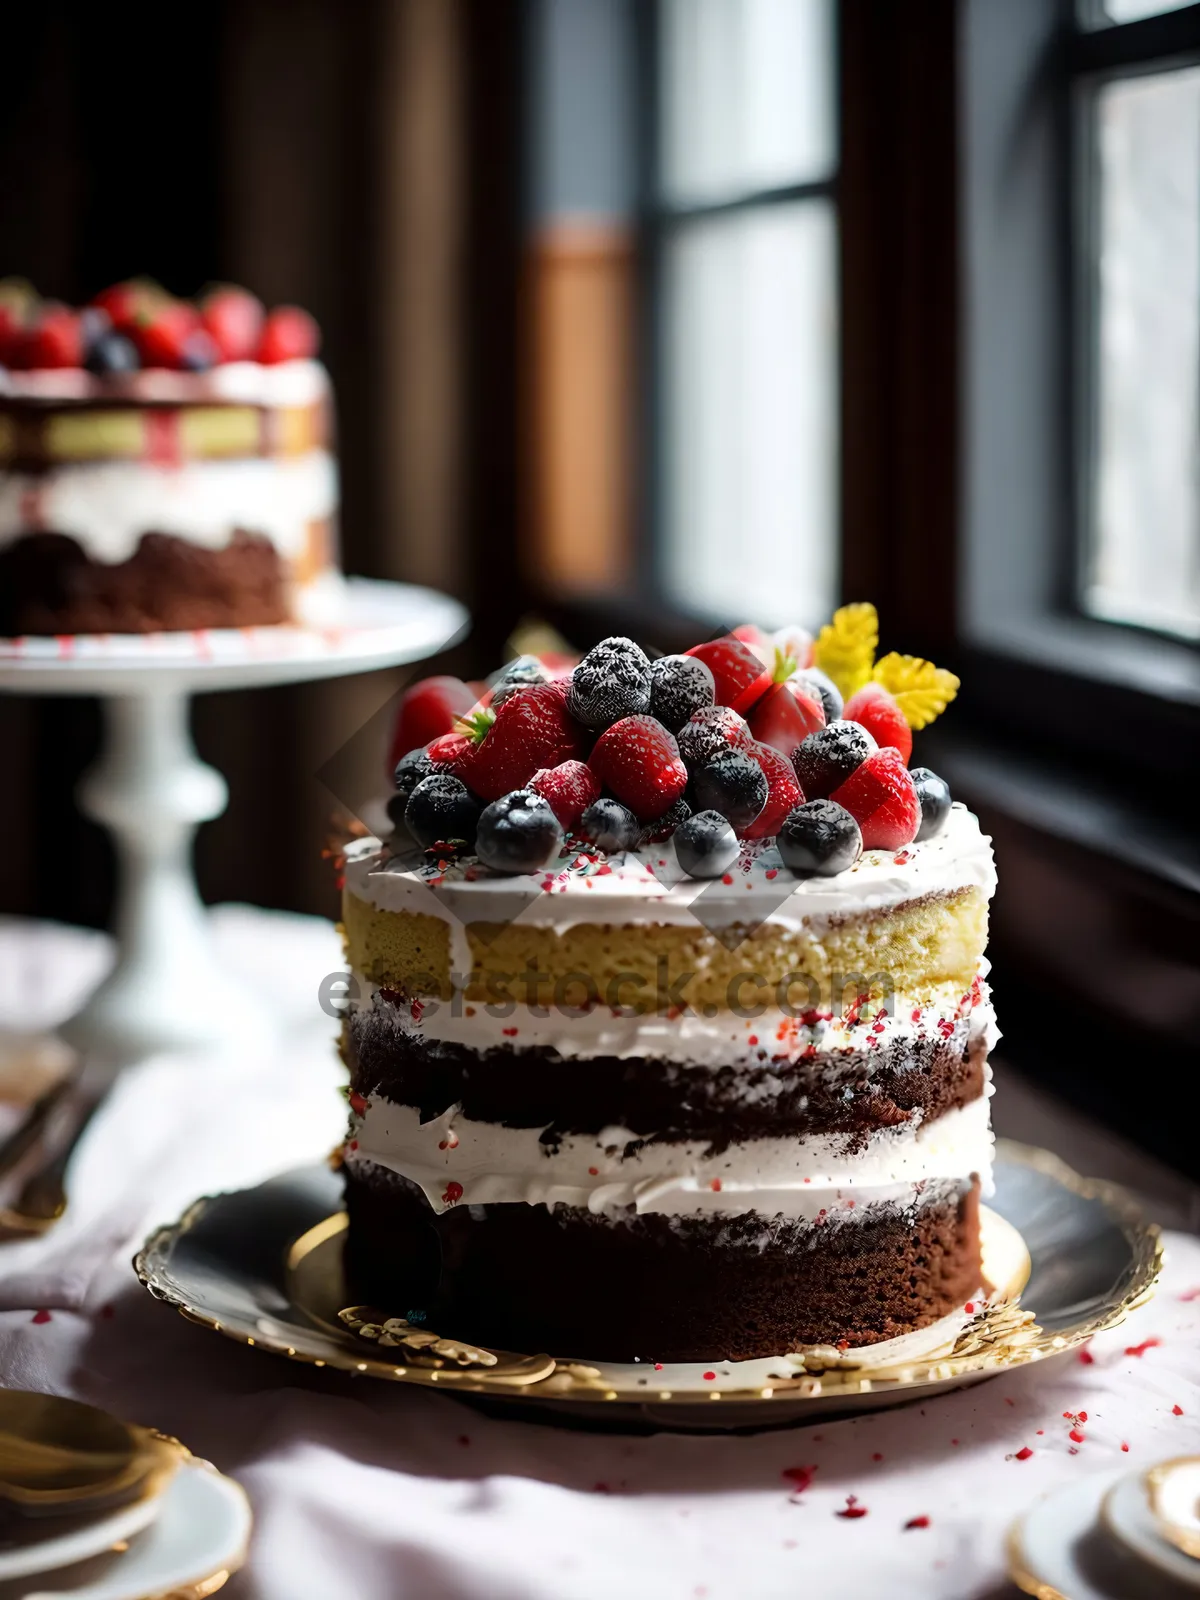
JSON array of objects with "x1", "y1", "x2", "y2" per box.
[{"x1": 135, "y1": 1140, "x2": 1162, "y2": 1431}]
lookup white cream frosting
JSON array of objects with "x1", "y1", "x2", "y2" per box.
[
  {"x1": 0, "y1": 357, "x2": 329, "y2": 408},
  {"x1": 343, "y1": 804, "x2": 995, "y2": 978},
  {"x1": 0, "y1": 450, "x2": 337, "y2": 562},
  {"x1": 344, "y1": 1077, "x2": 994, "y2": 1221},
  {"x1": 349, "y1": 969, "x2": 998, "y2": 1070}
]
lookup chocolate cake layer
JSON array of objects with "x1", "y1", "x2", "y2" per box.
[
  {"x1": 343, "y1": 1162, "x2": 983, "y2": 1362},
  {"x1": 346, "y1": 1011, "x2": 987, "y2": 1150},
  {"x1": 0, "y1": 529, "x2": 287, "y2": 633}
]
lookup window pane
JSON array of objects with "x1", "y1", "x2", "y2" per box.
[
  {"x1": 1085, "y1": 0, "x2": 1196, "y2": 25},
  {"x1": 661, "y1": 201, "x2": 837, "y2": 630},
  {"x1": 1085, "y1": 67, "x2": 1200, "y2": 638},
  {"x1": 659, "y1": 0, "x2": 835, "y2": 205}
]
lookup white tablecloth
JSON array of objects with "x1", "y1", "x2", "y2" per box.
[{"x1": 1, "y1": 911, "x2": 1197, "y2": 1600}]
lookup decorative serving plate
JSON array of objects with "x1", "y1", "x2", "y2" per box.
[{"x1": 135, "y1": 1140, "x2": 1162, "y2": 1431}]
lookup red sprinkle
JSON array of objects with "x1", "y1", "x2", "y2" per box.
[
  {"x1": 836, "y1": 1495, "x2": 868, "y2": 1519},
  {"x1": 1014, "y1": 1447, "x2": 1034, "y2": 1461},
  {"x1": 349, "y1": 1090, "x2": 368, "y2": 1116},
  {"x1": 765, "y1": 868, "x2": 778, "y2": 879},
  {"x1": 654, "y1": 1363, "x2": 663, "y2": 1371},
  {"x1": 964, "y1": 1302, "x2": 976, "y2": 1314},
  {"x1": 702, "y1": 1371, "x2": 717, "y2": 1382},
  {"x1": 442, "y1": 1181, "x2": 464, "y2": 1205},
  {"x1": 721, "y1": 873, "x2": 733, "y2": 886},
  {"x1": 905, "y1": 1516, "x2": 930, "y2": 1530},
  {"x1": 782, "y1": 1465, "x2": 816, "y2": 1492},
  {"x1": 1124, "y1": 1337, "x2": 1161, "y2": 1357},
  {"x1": 588, "y1": 1167, "x2": 599, "y2": 1176},
  {"x1": 1069, "y1": 1429, "x2": 1085, "y2": 1444},
  {"x1": 1173, "y1": 1404, "x2": 1185, "y2": 1416},
  {"x1": 1121, "y1": 1442, "x2": 1130, "y2": 1452},
  {"x1": 747, "y1": 1036, "x2": 758, "y2": 1047},
  {"x1": 31, "y1": 1309, "x2": 51, "y2": 1324},
  {"x1": 1078, "y1": 1411, "x2": 1088, "y2": 1422},
  {"x1": 710, "y1": 1179, "x2": 722, "y2": 1192},
  {"x1": 1079, "y1": 1347, "x2": 1095, "y2": 1365},
  {"x1": 502, "y1": 1027, "x2": 519, "y2": 1037}
]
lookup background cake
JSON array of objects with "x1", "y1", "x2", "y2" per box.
[
  {"x1": 0, "y1": 278, "x2": 339, "y2": 635},
  {"x1": 339, "y1": 609, "x2": 996, "y2": 1363}
]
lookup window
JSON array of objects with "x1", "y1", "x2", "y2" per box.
[
  {"x1": 651, "y1": 0, "x2": 838, "y2": 630},
  {"x1": 1073, "y1": 9, "x2": 1200, "y2": 640},
  {"x1": 524, "y1": 0, "x2": 839, "y2": 635}
]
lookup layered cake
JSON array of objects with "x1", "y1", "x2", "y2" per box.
[
  {"x1": 0, "y1": 279, "x2": 339, "y2": 634},
  {"x1": 340, "y1": 610, "x2": 997, "y2": 1362}
]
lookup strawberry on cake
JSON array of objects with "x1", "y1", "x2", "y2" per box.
[
  {"x1": 339, "y1": 607, "x2": 998, "y2": 1363},
  {"x1": 0, "y1": 277, "x2": 340, "y2": 635}
]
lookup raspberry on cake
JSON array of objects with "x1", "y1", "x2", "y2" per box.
[
  {"x1": 0, "y1": 279, "x2": 341, "y2": 635},
  {"x1": 344, "y1": 613, "x2": 989, "y2": 1364}
]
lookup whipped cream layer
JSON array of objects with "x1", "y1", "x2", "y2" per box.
[
  {"x1": 350, "y1": 969, "x2": 997, "y2": 1071},
  {"x1": 0, "y1": 450, "x2": 337, "y2": 561},
  {"x1": 344, "y1": 805, "x2": 995, "y2": 979},
  {"x1": 0, "y1": 357, "x2": 329, "y2": 408},
  {"x1": 344, "y1": 1077, "x2": 994, "y2": 1221}
]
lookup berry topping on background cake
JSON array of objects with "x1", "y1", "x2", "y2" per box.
[
  {"x1": 200, "y1": 285, "x2": 265, "y2": 361},
  {"x1": 792, "y1": 720, "x2": 877, "y2": 800},
  {"x1": 579, "y1": 797, "x2": 640, "y2": 854},
  {"x1": 685, "y1": 638, "x2": 772, "y2": 714},
  {"x1": 691, "y1": 750, "x2": 768, "y2": 831},
  {"x1": 778, "y1": 799, "x2": 863, "y2": 877},
  {"x1": 911, "y1": 767, "x2": 953, "y2": 840},
  {"x1": 389, "y1": 676, "x2": 479, "y2": 771},
  {"x1": 566, "y1": 637, "x2": 652, "y2": 730},
  {"x1": 676, "y1": 705, "x2": 753, "y2": 770},
  {"x1": 257, "y1": 305, "x2": 321, "y2": 364},
  {"x1": 842, "y1": 682, "x2": 913, "y2": 765},
  {"x1": 529, "y1": 760, "x2": 601, "y2": 829},
  {"x1": 0, "y1": 279, "x2": 324, "y2": 373},
  {"x1": 456, "y1": 681, "x2": 586, "y2": 801},
  {"x1": 9, "y1": 303, "x2": 83, "y2": 369},
  {"x1": 132, "y1": 302, "x2": 218, "y2": 372},
  {"x1": 648, "y1": 654, "x2": 715, "y2": 732},
  {"x1": 829, "y1": 748, "x2": 920, "y2": 851},
  {"x1": 740, "y1": 743, "x2": 804, "y2": 840},
  {"x1": 405, "y1": 773, "x2": 482, "y2": 853},
  {"x1": 84, "y1": 328, "x2": 139, "y2": 375},
  {"x1": 674, "y1": 810, "x2": 740, "y2": 879},
  {"x1": 589, "y1": 715, "x2": 688, "y2": 819},
  {"x1": 476, "y1": 789, "x2": 563, "y2": 874}
]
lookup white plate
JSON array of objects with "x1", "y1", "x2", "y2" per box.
[
  {"x1": 0, "y1": 1494, "x2": 162, "y2": 1584},
  {"x1": 1103, "y1": 1470, "x2": 1200, "y2": 1592},
  {"x1": 7, "y1": 1459, "x2": 251, "y2": 1600}
]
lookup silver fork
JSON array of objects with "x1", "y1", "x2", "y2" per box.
[{"x1": 0, "y1": 1061, "x2": 114, "y2": 1239}]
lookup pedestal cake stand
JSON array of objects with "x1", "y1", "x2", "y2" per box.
[{"x1": 0, "y1": 578, "x2": 467, "y2": 1065}]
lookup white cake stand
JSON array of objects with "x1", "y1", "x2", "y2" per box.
[{"x1": 0, "y1": 578, "x2": 467, "y2": 1065}]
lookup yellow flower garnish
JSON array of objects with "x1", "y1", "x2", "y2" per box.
[
  {"x1": 813, "y1": 603, "x2": 878, "y2": 700},
  {"x1": 871, "y1": 652, "x2": 960, "y2": 730}
]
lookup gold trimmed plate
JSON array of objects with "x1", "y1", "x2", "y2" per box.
[
  {"x1": 135, "y1": 1140, "x2": 1162, "y2": 1430},
  {"x1": 1146, "y1": 1457, "x2": 1200, "y2": 1562}
]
